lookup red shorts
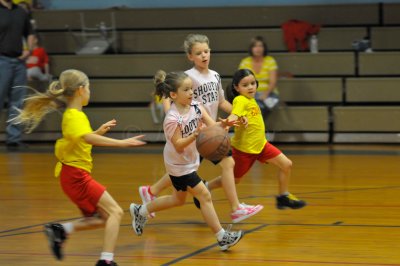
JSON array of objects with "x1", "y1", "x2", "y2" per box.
[
  {"x1": 60, "y1": 164, "x2": 106, "y2": 217},
  {"x1": 232, "y1": 142, "x2": 282, "y2": 179}
]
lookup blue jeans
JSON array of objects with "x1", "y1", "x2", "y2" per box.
[{"x1": 0, "y1": 56, "x2": 27, "y2": 144}]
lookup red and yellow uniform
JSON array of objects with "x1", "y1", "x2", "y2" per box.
[
  {"x1": 231, "y1": 95, "x2": 281, "y2": 178},
  {"x1": 55, "y1": 108, "x2": 105, "y2": 216}
]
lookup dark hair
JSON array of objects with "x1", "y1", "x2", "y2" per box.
[
  {"x1": 226, "y1": 69, "x2": 258, "y2": 103},
  {"x1": 248, "y1": 36, "x2": 268, "y2": 57},
  {"x1": 154, "y1": 70, "x2": 189, "y2": 98}
]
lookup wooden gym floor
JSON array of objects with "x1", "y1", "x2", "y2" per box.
[{"x1": 0, "y1": 144, "x2": 399, "y2": 266}]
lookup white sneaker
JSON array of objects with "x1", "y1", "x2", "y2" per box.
[
  {"x1": 231, "y1": 203, "x2": 264, "y2": 223},
  {"x1": 218, "y1": 224, "x2": 243, "y2": 251},
  {"x1": 129, "y1": 203, "x2": 148, "y2": 236},
  {"x1": 138, "y1": 185, "x2": 156, "y2": 218}
]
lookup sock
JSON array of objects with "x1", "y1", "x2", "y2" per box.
[
  {"x1": 61, "y1": 222, "x2": 74, "y2": 234},
  {"x1": 281, "y1": 191, "x2": 290, "y2": 197},
  {"x1": 216, "y1": 228, "x2": 226, "y2": 241},
  {"x1": 147, "y1": 186, "x2": 155, "y2": 197},
  {"x1": 139, "y1": 204, "x2": 149, "y2": 216},
  {"x1": 100, "y1": 252, "x2": 114, "y2": 262}
]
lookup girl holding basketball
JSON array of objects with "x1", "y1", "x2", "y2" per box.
[
  {"x1": 226, "y1": 68, "x2": 306, "y2": 209},
  {"x1": 139, "y1": 34, "x2": 263, "y2": 223},
  {"x1": 130, "y1": 70, "x2": 243, "y2": 251},
  {"x1": 13, "y1": 69, "x2": 146, "y2": 266}
]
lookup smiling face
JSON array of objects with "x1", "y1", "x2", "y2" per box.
[
  {"x1": 187, "y1": 42, "x2": 211, "y2": 72},
  {"x1": 170, "y1": 77, "x2": 193, "y2": 106},
  {"x1": 234, "y1": 75, "x2": 258, "y2": 99}
]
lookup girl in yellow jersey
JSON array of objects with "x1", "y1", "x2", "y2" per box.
[
  {"x1": 226, "y1": 69, "x2": 306, "y2": 210},
  {"x1": 13, "y1": 69, "x2": 146, "y2": 266}
]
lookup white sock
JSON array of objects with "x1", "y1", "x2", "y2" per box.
[
  {"x1": 100, "y1": 252, "x2": 114, "y2": 261},
  {"x1": 216, "y1": 228, "x2": 226, "y2": 241},
  {"x1": 61, "y1": 222, "x2": 74, "y2": 234},
  {"x1": 139, "y1": 204, "x2": 149, "y2": 216},
  {"x1": 281, "y1": 191, "x2": 290, "y2": 196}
]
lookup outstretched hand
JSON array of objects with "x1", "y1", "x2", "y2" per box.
[
  {"x1": 218, "y1": 117, "x2": 240, "y2": 129},
  {"x1": 96, "y1": 119, "x2": 117, "y2": 135},
  {"x1": 122, "y1": 135, "x2": 147, "y2": 147}
]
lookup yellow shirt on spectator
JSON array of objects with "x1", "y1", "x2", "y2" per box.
[
  {"x1": 231, "y1": 95, "x2": 267, "y2": 154},
  {"x1": 54, "y1": 108, "x2": 93, "y2": 177},
  {"x1": 238, "y1": 56, "x2": 278, "y2": 93}
]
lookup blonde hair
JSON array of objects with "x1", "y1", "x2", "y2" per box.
[
  {"x1": 13, "y1": 69, "x2": 89, "y2": 133},
  {"x1": 183, "y1": 34, "x2": 209, "y2": 54}
]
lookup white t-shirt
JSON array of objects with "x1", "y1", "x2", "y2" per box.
[
  {"x1": 163, "y1": 101, "x2": 202, "y2": 176},
  {"x1": 185, "y1": 67, "x2": 225, "y2": 121}
]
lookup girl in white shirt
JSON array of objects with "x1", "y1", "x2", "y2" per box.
[
  {"x1": 130, "y1": 70, "x2": 243, "y2": 251},
  {"x1": 139, "y1": 34, "x2": 263, "y2": 223}
]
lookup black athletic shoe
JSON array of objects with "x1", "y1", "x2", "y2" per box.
[
  {"x1": 44, "y1": 223, "x2": 67, "y2": 260},
  {"x1": 193, "y1": 180, "x2": 209, "y2": 209},
  {"x1": 276, "y1": 193, "x2": 306, "y2": 209},
  {"x1": 95, "y1": 260, "x2": 118, "y2": 266}
]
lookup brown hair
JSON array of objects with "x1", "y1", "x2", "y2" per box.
[{"x1": 248, "y1": 36, "x2": 269, "y2": 56}]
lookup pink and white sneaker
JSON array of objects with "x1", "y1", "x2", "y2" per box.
[
  {"x1": 138, "y1": 186, "x2": 156, "y2": 218},
  {"x1": 231, "y1": 203, "x2": 264, "y2": 223}
]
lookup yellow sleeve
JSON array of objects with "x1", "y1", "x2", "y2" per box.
[
  {"x1": 266, "y1": 56, "x2": 278, "y2": 71},
  {"x1": 232, "y1": 96, "x2": 248, "y2": 117},
  {"x1": 63, "y1": 110, "x2": 93, "y2": 140},
  {"x1": 238, "y1": 57, "x2": 251, "y2": 70}
]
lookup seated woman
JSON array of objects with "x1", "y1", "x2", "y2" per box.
[{"x1": 238, "y1": 36, "x2": 279, "y2": 118}]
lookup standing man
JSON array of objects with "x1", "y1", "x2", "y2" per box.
[{"x1": 0, "y1": 0, "x2": 34, "y2": 149}]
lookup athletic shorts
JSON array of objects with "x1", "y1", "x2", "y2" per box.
[
  {"x1": 200, "y1": 150, "x2": 233, "y2": 165},
  {"x1": 60, "y1": 164, "x2": 106, "y2": 217},
  {"x1": 169, "y1": 171, "x2": 202, "y2": 191},
  {"x1": 232, "y1": 142, "x2": 282, "y2": 179}
]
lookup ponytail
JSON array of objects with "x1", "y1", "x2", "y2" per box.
[
  {"x1": 153, "y1": 70, "x2": 188, "y2": 99},
  {"x1": 12, "y1": 69, "x2": 88, "y2": 133}
]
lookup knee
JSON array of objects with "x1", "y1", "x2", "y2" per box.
[
  {"x1": 197, "y1": 190, "x2": 212, "y2": 204},
  {"x1": 221, "y1": 157, "x2": 235, "y2": 170},
  {"x1": 283, "y1": 159, "x2": 293, "y2": 172},
  {"x1": 110, "y1": 205, "x2": 124, "y2": 221}
]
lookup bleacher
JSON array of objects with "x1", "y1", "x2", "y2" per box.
[{"x1": 2, "y1": 3, "x2": 399, "y2": 143}]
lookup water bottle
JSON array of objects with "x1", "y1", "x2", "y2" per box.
[
  {"x1": 310, "y1": 35, "x2": 318, "y2": 53},
  {"x1": 99, "y1": 22, "x2": 107, "y2": 38}
]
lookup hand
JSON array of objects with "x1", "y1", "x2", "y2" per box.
[
  {"x1": 96, "y1": 119, "x2": 117, "y2": 135},
  {"x1": 239, "y1": 116, "x2": 249, "y2": 128},
  {"x1": 218, "y1": 117, "x2": 240, "y2": 130},
  {"x1": 121, "y1": 135, "x2": 146, "y2": 147}
]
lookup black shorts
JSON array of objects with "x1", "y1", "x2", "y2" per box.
[
  {"x1": 169, "y1": 171, "x2": 202, "y2": 191},
  {"x1": 200, "y1": 149, "x2": 233, "y2": 165}
]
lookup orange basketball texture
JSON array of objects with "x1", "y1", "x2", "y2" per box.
[{"x1": 196, "y1": 125, "x2": 230, "y2": 161}]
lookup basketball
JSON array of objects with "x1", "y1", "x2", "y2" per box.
[{"x1": 196, "y1": 125, "x2": 230, "y2": 161}]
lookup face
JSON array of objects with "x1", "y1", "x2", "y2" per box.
[
  {"x1": 80, "y1": 83, "x2": 91, "y2": 106},
  {"x1": 187, "y1": 42, "x2": 211, "y2": 71},
  {"x1": 251, "y1": 41, "x2": 265, "y2": 57},
  {"x1": 234, "y1": 75, "x2": 258, "y2": 99},
  {"x1": 170, "y1": 77, "x2": 193, "y2": 106}
]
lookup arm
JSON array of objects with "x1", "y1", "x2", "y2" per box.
[
  {"x1": 218, "y1": 99, "x2": 232, "y2": 114},
  {"x1": 83, "y1": 133, "x2": 145, "y2": 147},
  {"x1": 170, "y1": 126, "x2": 198, "y2": 153}
]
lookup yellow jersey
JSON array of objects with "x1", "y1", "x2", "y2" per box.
[
  {"x1": 231, "y1": 95, "x2": 267, "y2": 154},
  {"x1": 238, "y1": 56, "x2": 278, "y2": 93},
  {"x1": 54, "y1": 108, "x2": 93, "y2": 177}
]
